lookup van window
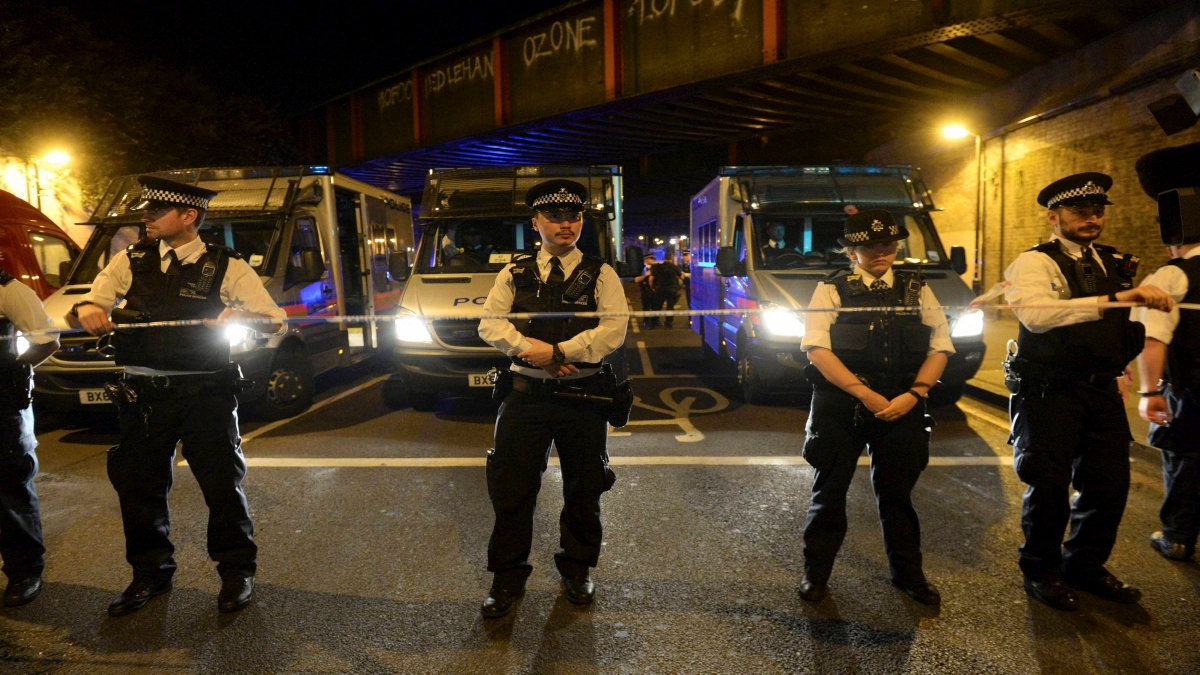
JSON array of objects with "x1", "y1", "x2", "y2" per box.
[
  {"x1": 68, "y1": 225, "x2": 142, "y2": 285},
  {"x1": 417, "y1": 216, "x2": 602, "y2": 274},
  {"x1": 198, "y1": 217, "x2": 281, "y2": 273},
  {"x1": 754, "y1": 212, "x2": 943, "y2": 270},
  {"x1": 694, "y1": 219, "x2": 718, "y2": 265},
  {"x1": 27, "y1": 232, "x2": 76, "y2": 288}
]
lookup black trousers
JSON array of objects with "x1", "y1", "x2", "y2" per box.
[
  {"x1": 108, "y1": 389, "x2": 256, "y2": 580},
  {"x1": 652, "y1": 290, "x2": 680, "y2": 327},
  {"x1": 638, "y1": 284, "x2": 656, "y2": 326},
  {"x1": 0, "y1": 405, "x2": 44, "y2": 580},
  {"x1": 1009, "y1": 380, "x2": 1130, "y2": 580},
  {"x1": 1149, "y1": 387, "x2": 1200, "y2": 547},
  {"x1": 801, "y1": 388, "x2": 931, "y2": 585},
  {"x1": 487, "y1": 388, "x2": 616, "y2": 585}
]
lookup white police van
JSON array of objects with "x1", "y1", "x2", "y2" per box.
[
  {"x1": 385, "y1": 165, "x2": 635, "y2": 411},
  {"x1": 690, "y1": 166, "x2": 985, "y2": 405},
  {"x1": 37, "y1": 166, "x2": 414, "y2": 419}
]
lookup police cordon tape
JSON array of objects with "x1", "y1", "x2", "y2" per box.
[{"x1": 4, "y1": 301, "x2": 1200, "y2": 342}]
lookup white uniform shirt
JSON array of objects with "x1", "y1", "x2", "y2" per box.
[
  {"x1": 80, "y1": 236, "x2": 287, "y2": 375},
  {"x1": 478, "y1": 247, "x2": 628, "y2": 380},
  {"x1": 1133, "y1": 246, "x2": 1200, "y2": 344},
  {"x1": 1003, "y1": 234, "x2": 1111, "y2": 334},
  {"x1": 800, "y1": 265, "x2": 954, "y2": 355},
  {"x1": 0, "y1": 277, "x2": 56, "y2": 345}
]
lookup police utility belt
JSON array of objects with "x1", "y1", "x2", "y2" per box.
[
  {"x1": 106, "y1": 363, "x2": 253, "y2": 404},
  {"x1": 487, "y1": 364, "x2": 635, "y2": 429},
  {"x1": 0, "y1": 362, "x2": 34, "y2": 411},
  {"x1": 1001, "y1": 340, "x2": 1119, "y2": 395}
]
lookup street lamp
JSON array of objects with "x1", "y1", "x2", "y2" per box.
[
  {"x1": 25, "y1": 150, "x2": 71, "y2": 212},
  {"x1": 942, "y1": 125, "x2": 983, "y2": 293}
]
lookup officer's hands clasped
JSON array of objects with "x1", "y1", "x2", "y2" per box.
[{"x1": 518, "y1": 338, "x2": 578, "y2": 378}]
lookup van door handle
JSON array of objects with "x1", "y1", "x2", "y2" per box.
[{"x1": 321, "y1": 285, "x2": 333, "y2": 296}]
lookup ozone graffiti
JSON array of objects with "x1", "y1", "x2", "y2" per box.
[{"x1": 522, "y1": 16, "x2": 600, "y2": 68}]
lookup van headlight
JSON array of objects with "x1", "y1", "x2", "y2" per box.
[
  {"x1": 224, "y1": 324, "x2": 252, "y2": 346},
  {"x1": 395, "y1": 313, "x2": 433, "y2": 343},
  {"x1": 761, "y1": 306, "x2": 806, "y2": 338},
  {"x1": 951, "y1": 310, "x2": 984, "y2": 338},
  {"x1": 15, "y1": 332, "x2": 29, "y2": 355}
]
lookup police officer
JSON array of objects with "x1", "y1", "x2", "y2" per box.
[
  {"x1": 798, "y1": 209, "x2": 951, "y2": 606},
  {"x1": 1004, "y1": 173, "x2": 1173, "y2": 611},
  {"x1": 649, "y1": 254, "x2": 683, "y2": 329},
  {"x1": 1133, "y1": 144, "x2": 1200, "y2": 562},
  {"x1": 0, "y1": 272, "x2": 58, "y2": 606},
  {"x1": 477, "y1": 179, "x2": 627, "y2": 618},
  {"x1": 65, "y1": 176, "x2": 286, "y2": 616},
  {"x1": 634, "y1": 253, "x2": 657, "y2": 328}
]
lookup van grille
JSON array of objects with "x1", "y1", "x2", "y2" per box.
[
  {"x1": 433, "y1": 320, "x2": 489, "y2": 348},
  {"x1": 54, "y1": 336, "x2": 115, "y2": 363}
]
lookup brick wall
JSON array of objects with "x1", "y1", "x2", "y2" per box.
[{"x1": 869, "y1": 2, "x2": 1200, "y2": 290}]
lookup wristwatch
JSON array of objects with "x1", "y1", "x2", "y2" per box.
[
  {"x1": 552, "y1": 343, "x2": 566, "y2": 364},
  {"x1": 1138, "y1": 390, "x2": 1165, "y2": 397},
  {"x1": 69, "y1": 300, "x2": 98, "y2": 317},
  {"x1": 906, "y1": 388, "x2": 928, "y2": 401}
]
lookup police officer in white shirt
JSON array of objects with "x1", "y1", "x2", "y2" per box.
[
  {"x1": 65, "y1": 176, "x2": 286, "y2": 617},
  {"x1": 1003, "y1": 172, "x2": 1172, "y2": 611},
  {"x1": 798, "y1": 209, "x2": 952, "y2": 606},
  {"x1": 0, "y1": 272, "x2": 58, "y2": 607},
  {"x1": 476, "y1": 179, "x2": 627, "y2": 618},
  {"x1": 1133, "y1": 144, "x2": 1200, "y2": 563}
]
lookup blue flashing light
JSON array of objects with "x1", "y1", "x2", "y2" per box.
[{"x1": 308, "y1": 166, "x2": 330, "y2": 175}]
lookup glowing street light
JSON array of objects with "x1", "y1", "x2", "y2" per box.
[
  {"x1": 41, "y1": 150, "x2": 70, "y2": 167},
  {"x1": 941, "y1": 124, "x2": 983, "y2": 292},
  {"x1": 941, "y1": 124, "x2": 971, "y2": 140}
]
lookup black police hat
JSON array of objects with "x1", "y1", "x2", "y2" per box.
[
  {"x1": 1036, "y1": 172, "x2": 1113, "y2": 209},
  {"x1": 838, "y1": 209, "x2": 908, "y2": 247},
  {"x1": 130, "y1": 176, "x2": 218, "y2": 211},
  {"x1": 525, "y1": 179, "x2": 587, "y2": 211},
  {"x1": 1135, "y1": 143, "x2": 1200, "y2": 199}
]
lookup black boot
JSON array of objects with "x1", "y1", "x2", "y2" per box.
[
  {"x1": 562, "y1": 573, "x2": 595, "y2": 605},
  {"x1": 481, "y1": 577, "x2": 526, "y2": 618},
  {"x1": 1064, "y1": 568, "x2": 1142, "y2": 604},
  {"x1": 892, "y1": 579, "x2": 941, "y2": 606},
  {"x1": 797, "y1": 575, "x2": 827, "y2": 602},
  {"x1": 3, "y1": 575, "x2": 42, "y2": 607},
  {"x1": 1023, "y1": 577, "x2": 1079, "y2": 611},
  {"x1": 108, "y1": 576, "x2": 173, "y2": 617},
  {"x1": 218, "y1": 575, "x2": 255, "y2": 613}
]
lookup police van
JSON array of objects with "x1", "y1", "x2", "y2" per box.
[
  {"x1": 36, "y1": 166, "x2": 414, "y2": 419},
  {"x1": 385, "y1": 165, "x2": 634, "y2": 411},
  {"x1": 690, "y1": 166, "x2": 985, "y2": 405}
]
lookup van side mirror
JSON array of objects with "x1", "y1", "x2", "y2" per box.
[
  {"x1": 293, "y1": 182, "x2": 324, "y2": 206},
  {"x1": 950, "y1": 246, "x2": 967, "y2": 275},
  {"x1": 617, "y1": 245, "x2": 644, "y2": 277},
  {"x1": 58, "y1": 260, "x2": 73, "y2": 286},
  {"x1": 716, "y1": 246, "x2": 744, "y2": 277},
  {"x1": 388, "y1": 251, "x2": 410, "y2": 282},
  {"x1": 286, "y1": 249, "x2": 326, "y2": 284}
]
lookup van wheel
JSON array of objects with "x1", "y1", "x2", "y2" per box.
[
  {"x1": 410, "y1": 390, "x2": 438, "y2": 412},
  {"x1": 929, "y1": 382, "x2": 965, "y2": 408},
  {"x1": 736, "y1": 352, "x2": 768, "y2": 405},
  {"x1": 246, "y1": 348, "x2": 314, "y2": 421},
  {"x1": 381, "y1": 375, "x2": 410, "y2": 410}
]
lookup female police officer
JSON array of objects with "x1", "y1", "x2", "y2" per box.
[
  {"x1": 797, "y1": 209, "x2": 953, "y2": 606},
  {"x1": 477, "y1": 179, "x2": 627, "y2": 619},
  {"x1": 67, "y1": 176, "x2": 285, "y2": 617}
]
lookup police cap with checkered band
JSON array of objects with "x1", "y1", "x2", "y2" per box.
[
  {"x1": 1036, "y1": 172, "x2": 1114, "y2": 209},
  {"x1": 525, "y1": 179, "x2": 588, "y2": 212},
  {"x1": 838, "y1": 208, "x2": 908, "y2": 247},
  {"x1": 130, "y1": 175, "x2": 218, "y2": 212}
]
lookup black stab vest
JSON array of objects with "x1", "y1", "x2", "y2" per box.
[
  {"x1": 1166, "y1": 256, "x2": 1200, "y2": 389},
  {"x1": 825, "y1": 267, "x2": 932, "y2": 377},
  {"x1": 1014, "y1": 241, "x2": 1141, "y2": 377},
  {"x1": 508, "y1": 253, "x2": 603, "y2": 369},
  {"x1": 113, "y1": 238, "x2": 234, "y2": 372},
  {"x1": 0, "y1": 270, "x2": 18, "y2": 365}
]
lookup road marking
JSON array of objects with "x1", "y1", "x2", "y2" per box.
[
  {"x1": 235, "y1": 455, "x2": 1012, "y2": 468},
  {"x1": 610, "y1": 386, "x2": 730, "y2": 442},
  {"x1": 956, "y1": 398, "x2": 1011, "y2": 431},
  {"x1": 636, "y1": 340, "x2": 654, "y2": 376},
  {"x1": 242, "y1": 374, "x2": 391, "y2": 443}
]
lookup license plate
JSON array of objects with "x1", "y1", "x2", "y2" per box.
[
  {"x1": 468, "y1": 373, "x2": 492, "y2": 387},
  {"x1": 79, "y1": 389, "x2": 111, "y2": 405}
]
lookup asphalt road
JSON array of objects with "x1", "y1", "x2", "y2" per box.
[{"x1": 2, "y1": 324, "x2": 1198, "y2": 674}]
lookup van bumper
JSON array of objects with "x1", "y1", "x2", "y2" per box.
[{"x1": 391, "y1": 347, "x2": 510, "y2": 396}]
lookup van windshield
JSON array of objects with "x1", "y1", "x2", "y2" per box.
[
  {"x1": 68, "y1": 216, "x2": 281, "y2": 285},
  {"x1": 417, "y1": 217, "x2": 602, "y2": 274},
  {"x1": 753, "y1": 211, "x2": 945, "y2": 270}
]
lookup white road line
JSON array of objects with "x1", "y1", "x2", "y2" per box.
[
  {"x1": 956, "y1": 398, "x2": 1011, "y2": 431},
  {"x1": 637, "y1": 340, "x2": 654, "y2": 376},
  {"x1": 236, "y1": 455, "x2": 1010, "y2": 468},
  {"x1": 242, "y1": 374, "x2": 392, "y2": 443}
]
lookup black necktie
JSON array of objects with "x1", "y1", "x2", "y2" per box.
[
  {"x1": 870, "y1": 279, "x2": 888, "y2": 292},
  {"x1": 166, "y1": 249, "x2": 181, "y2": 276},
  {"x1": 1078, "y1": 246, "x2": 1098, "y2": 294},
  {"x1": 548, "y1": 257, "x2": 564, "y2": 285}
]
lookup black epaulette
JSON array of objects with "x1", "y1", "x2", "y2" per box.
[
  {"x1": 825, "y1": 267, "x2": 869, "y2": 296},
  {"x1": 201, "y1": 243, "x2": 243, "y2": 260},
  {"x1": 510, "y1": 253, "x2": 539, "y2": 289},
  {"x1": 0, "y1": 269, "x2": 14, "y2": 286},
  {"x1": 1030, "y1": 241, "x2": 1061, "y2": 254}
]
